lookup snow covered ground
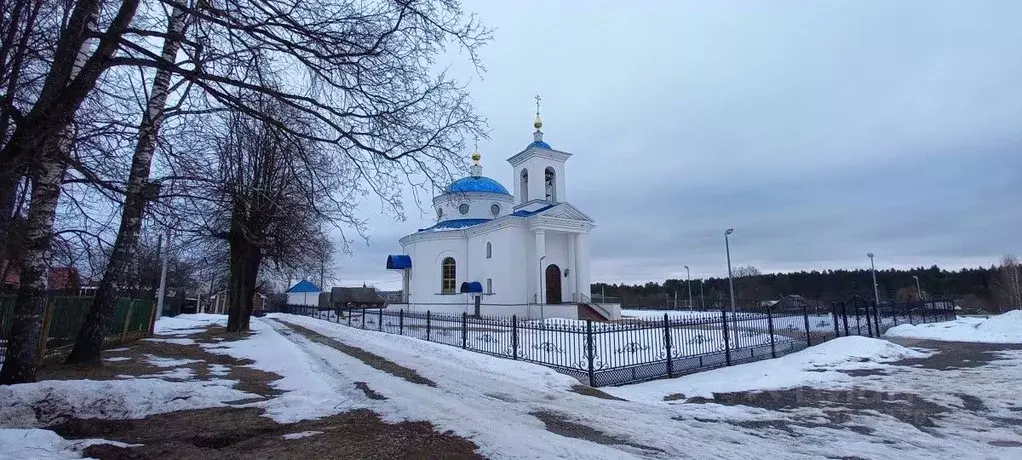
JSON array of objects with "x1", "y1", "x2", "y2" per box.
[
  {"x1": 0, "y1": 314, "x2": 250, "y2": 459},
  {"x1": 604, "y1": 336, "x2": 932, "y2": 401},
  {"x1": 886, "y1": 310, "x2": 1022, "y2": 343},
  {"x1": 4, "y1": 311, "x2": 1022, "y2": 459},
  {"x1": 268, "y1": 313, "x2": 1022, "y2": 459}
]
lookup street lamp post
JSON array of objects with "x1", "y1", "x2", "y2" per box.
[
  {"x1": 684, "y1": 265, "x2": 693, "y2": 312},
  {"x1": 725, "y1": 229, "x2": 736, "y2": 315},
  {"x1": 867, "y1": 253, "x2": 880, "y2": 307},
  {"x1": 912, "y1": 275, "x2": 923, "y2": 301}
]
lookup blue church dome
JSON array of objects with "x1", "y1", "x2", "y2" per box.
[
  {"x1": 528, "y1": 140, "x2": 551, "y2": 149},
  {"x1": 446, "y1": 176, "x2": 510, "y2": 195}
]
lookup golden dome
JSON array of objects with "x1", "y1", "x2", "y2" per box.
[
  {"x1": 533, "y1": 113, "x2": 543, "y2": 130},
  {"x1": 471, "y1": 151, "x2": 481, "y2": 164}
]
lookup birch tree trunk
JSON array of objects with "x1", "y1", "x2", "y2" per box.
[
  {"x1": 0, "y1": 6, "x2": 97, "y2": 383},
  {"x1": 65, "y1": 7, "x2": 187, "y2": 364},
  {"x1": 0, "y1": 143, "x2": 66, "y2": 384}
]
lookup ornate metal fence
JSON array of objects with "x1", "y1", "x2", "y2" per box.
[{"x1": 282, "y1": 298, "x2": 956, "y2": 387}]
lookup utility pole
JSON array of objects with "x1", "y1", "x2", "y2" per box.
[
  {"x1": 684, "y1": 265, "x2": 693, "y2": 312},
  {"x1": 156, "y1": 229, "x2": 171, "y2": 320},
  {"x1": 912, "y1": 275, "x2": 923, "y2": 301},
  {"x1": 699, "y1": 280, "x2": 705, "y2": 310},
  {"x1": 867, "y1": 253, "x2": 880, "y2": 307},
  {"x1": 725, "y1": 228, "x2": 736, "y2": 315}
]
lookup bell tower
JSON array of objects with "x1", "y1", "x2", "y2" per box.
[{"x1": 507, "y1": 95, "x2": 571, "y2": 208}]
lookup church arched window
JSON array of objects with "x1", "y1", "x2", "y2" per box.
[
  {"x1": 520, "y1": 169, "x2": 529, "y2": 201},
  {"x1": 545, "y1": 167, "x2": 556, "y2": 201},
  {"x1": 441, "y1": 257, "x2": 456, "y2": 294},
  {"x1": 486, "y1": 242, "x2": 492, "y2": 259}
]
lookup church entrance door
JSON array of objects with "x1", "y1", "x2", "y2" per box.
[{"x1": 545, "y1": 264, "x2": 562, "y2": 304}]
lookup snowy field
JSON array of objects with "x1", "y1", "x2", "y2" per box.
[
  {"x1": 4, "y1": 311, "x2": 1021, "y2": 459},
  {"x1": 886, "y1": 310, "x2": 1022, "y2": 343}
]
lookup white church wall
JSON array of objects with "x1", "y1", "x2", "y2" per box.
[
  {"x1": 433, "y1": 192, "x2": 513, "y2": 222},
  {"x1": 468, "y1": 224, "x2": 527, "y2": 308},
  {"x1": 510, "y1": 152, "x2": 568, "y2": 206}
]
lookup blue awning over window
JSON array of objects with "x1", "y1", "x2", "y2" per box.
[
  {"x1": 460, "y1": 281, "x2": 483, "y2": 293},
  {"x1": 386, "y1": 255, "x2": 412, "y2": 270}
]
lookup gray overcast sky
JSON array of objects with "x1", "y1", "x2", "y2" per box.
[{"x1": 327, "y1": 0, "x2": 1022, "y2": 290}]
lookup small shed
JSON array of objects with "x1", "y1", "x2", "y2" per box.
[
  {"x1": 330, "y1": 287, "x2": 386, "y2": 309},
  {"x1": 286, "y1": 280, "x2": 322, "y2": 306}
]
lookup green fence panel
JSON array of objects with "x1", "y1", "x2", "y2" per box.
[
  {"x1": 0, "y1": 295, "x2": 153, "y2": 364},
  {"x1": 46, "y1": 297, "x2": 92, "y2": 349},
  {"x1": 129, "y1": 300, "x2": 154, "y2": 334}
]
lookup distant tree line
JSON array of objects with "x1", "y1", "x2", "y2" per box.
[{"x1": 593, "y1": 257, "x2": 1021, "y2": 313}]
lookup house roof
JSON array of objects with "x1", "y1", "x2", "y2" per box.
[
  {"x1": 330, "y1": 287, "x2": 385, "y2": 305},
  {"x1": 286, "y1": 280, "x2": 321, "y2": 293}
]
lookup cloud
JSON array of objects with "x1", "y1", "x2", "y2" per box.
[{"x1": 329, "y1": 0, "x2": 1022, "y2": 287}]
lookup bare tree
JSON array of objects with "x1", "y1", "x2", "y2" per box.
[
  {"x1": 732, "y1": 265, "x2": 770, "y2": 304},
  {"x1": 993, "y1": 254, "x2": 1021, "y2": 312},
  {"x1": 65, "y1": 4, "x2": 189, "y2": 365},
  {"x1": 192, "y1": 101, "x2": 338, "y2": 331}
]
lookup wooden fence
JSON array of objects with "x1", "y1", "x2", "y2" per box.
[{"x1": 0, "y1": 296, "x2": 156, "y2": 365}]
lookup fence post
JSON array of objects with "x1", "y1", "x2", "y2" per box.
[
  {"x1": 891, "y1": 301, "x2": 898, "y2": 326},
  {"x1": 907, "y1": 301, "x2": 914, "y2": 325},
  {"x1": 512, "y1": 315, "x2": 519, "y2": 360},
  {"x1": 36, "y1": 299, "x2": 55, "y2": 364},
  {"x1": 721, "y1": 308, "x2": 732, "y2": 366},
  {"x1": 462, "y1": 312, "x2": 467, "y2": 349},
  {"x1": 399, "y1": 309, "x2": 404, "y2": 335},
  {"x1": 663, "y1": 314, "x2": 673, "y2": 378},
  {"x1": 831, "y1": 302, "x2": 840, "y2": 337},
  {"x1": 426, "y1": 310, "x2": 431, "y2": 341},
  {"x1": 378, "y1": 308, "x2": 383, "y2": 331},
  {"x1": 586, "y1": 320, "x2": 595, "y2": 385},
  {"x1": 120, "y1": 305, "x2": 134, "y2": 344},
  {"x1": 146, "y1": 299, "x2": 158, "y2": 336},
  {"x1": 841, "y1": 302, "x2": 850, "y2": 336},
  {"x1": 147, "y1": 299, "x2": 158, "y2": 336},
  {"x1": 347, "y1": 309, "x2": 352, "y2": 327},
  {"x1": 361, "y1": 309, "x2": 366, "y2": 329},
  {"x1": 802, "y1": 303, "x2": 812, "y2": 347},
  {"x1": 766, "y1": 304, "x2": 777, "y2": 358}
]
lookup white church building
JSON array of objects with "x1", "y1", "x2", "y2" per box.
[{"x1": 385, "y1": 109, "x2": 620, "y2": 321}]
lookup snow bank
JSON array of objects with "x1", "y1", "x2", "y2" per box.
[
  {"x1": 0, "y1": 429, "x2": 141, "y2": 460},
  {"x1": 885, "y1": 310, "x2": 1022, "y2": 343},
  {"x1": 154, "y1": 314, "x2": 226, "y2": 333},
  {"x1": 0, "y1": 378, "x2": 252, "y2": 427},
  {"x1": 605, "y1": 336, "x2": 930, "y2": 402}
]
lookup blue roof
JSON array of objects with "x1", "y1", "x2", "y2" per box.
[
  {"x1": 287, "y1": 280, "x2": 320, "y2": 293},
  {"x1": 528, "y1": 140, "x2": 551, "y2": 150},
  {"x1": 446, "y1": 176, "x2": 510, "y2": 195},
  {"x1": 417, "y1": 218, "x2": 490, "y2": 232},
  {"x1": 386, "y1": 255, "x2": 411, "y2": 269},
  {"x1": 511, "y1": 204, "x2": 555, "y2": 217}
]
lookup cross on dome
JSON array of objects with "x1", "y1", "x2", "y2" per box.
[{"x1": 534, "y1": 94, "x2": 543, "y2": 130}]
